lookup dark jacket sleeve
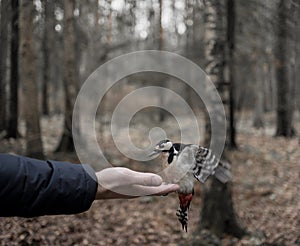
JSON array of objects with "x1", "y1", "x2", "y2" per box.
[{"x1": 0, "y1": 154, "x2": 98, "y2": 217}]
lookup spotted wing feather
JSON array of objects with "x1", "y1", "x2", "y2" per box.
[{"x1": 193, "y1": 147, "x2": 232, "y2": 183}]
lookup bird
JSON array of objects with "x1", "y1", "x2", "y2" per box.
[{"x1": 149, "y1": 139, "x2": 232, "y2": 232}]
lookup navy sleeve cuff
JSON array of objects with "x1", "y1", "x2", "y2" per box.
[{"x1": 0, "y1": 154, "x2": 98, "y2": 217}]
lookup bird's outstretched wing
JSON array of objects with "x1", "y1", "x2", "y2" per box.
[{"x1": 193, "y1": 147, "x2": 232, "y2": 183}]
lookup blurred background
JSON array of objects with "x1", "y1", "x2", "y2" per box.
[{"x1": 0, "y1": 0, "x2": 299, "y2": 245}]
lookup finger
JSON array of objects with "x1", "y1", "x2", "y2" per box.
[
  {"x1": 132, "y1": 183, "x2": 180, "y2": 196},
  {"x1": 151, "y1": 184, "x2": 180, "y2": 195},
  {"x1": 99, "y1": 183, "x2": 179, "y2": 197},
  {"x1": 142, "y1": 174, "x2": 163, "y2": 186},
  {"x1": 121, "y1": 169, "x2": 163, "y2": 186}
]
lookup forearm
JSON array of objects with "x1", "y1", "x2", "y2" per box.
[
  {"x1": 0, "y1": 154, "x2": 97, "y2": 217},
  {"x1": 0, "y1": 154, "x2": 179, "y2": 217}
]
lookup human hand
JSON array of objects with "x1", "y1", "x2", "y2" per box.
[{"x1": 95, "y1": 167, "x2": 179, "y2": 199}]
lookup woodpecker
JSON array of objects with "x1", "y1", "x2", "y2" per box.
[{"x1": 149, "y1": 139, "x2": 232, "y2": 232}]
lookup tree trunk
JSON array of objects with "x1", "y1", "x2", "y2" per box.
[
  {"x1": 264, "y1": 56, "x2": 274, "y2": 112},
  {"x1": 184, "y1": 0, "x2": 193, "y2": 108},
  {"x1": 275, "y1": 0, "x2": 295, "y2": 137},
  {"x1": 294, "y1": 3, "x2": 300, "y2": 116},
  {"x1": 201, "y1": 179, "x2": 245, "y2": 237},
  {"x1": 94, "y1": 0, "x2": 99, "y2": 25},
  {"x1": 41, "y1": 0, "x2": 51, "y2": 116},
  {"x1": 20, "y1": 0, "x2": 44, "y2": 159},
  {"x1": 106, "y1": 0, "x2": 112, "y2": 45},
  {"x1": 227, "y1": 0, "x2": 237, "y2": 148},
  {"x1": 6, "y1": 0, "x2": 19, "y2": 138},
  {"x1": 41, "y1": 0, "x2": 55, "y2": 116},
  {"x1": 56, "y1": 0, "x2": 78, "y2": 152},
  {"x1": 158, "y1": 0, "x2": 166, "y2": 122},
  {"x1": 199, "y1": 0, "x2": 245, "y2": 238},
  {"x1": 0, "y1": 0, "x2": 9, "y2": 131},
  {"x1": 253, "y1": 58, "x2": 265, "y2": 129}
]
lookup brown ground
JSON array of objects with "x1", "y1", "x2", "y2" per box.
[{"x1": 0, "y1": 114, "x2": 299, "y2": 246}]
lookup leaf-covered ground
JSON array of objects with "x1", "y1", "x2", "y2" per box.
[{"x1": 0, "y1": 114, "x2": 299, "y2": 245}]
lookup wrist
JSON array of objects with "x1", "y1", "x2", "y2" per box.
[
  {"x1": 95, "y1": 172, "x2": 107, "y2": 199},
  {"x1": 95, "y1": 172, "x2": 128, "y2": 199}
]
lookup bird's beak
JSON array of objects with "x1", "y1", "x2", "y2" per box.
[{"x1": 148, "y1": 149, "x2": 161, "y2": 157}]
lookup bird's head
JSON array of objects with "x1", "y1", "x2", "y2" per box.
[{"x1": 148, "y1": 139, "x2": 173, "y2": 157}]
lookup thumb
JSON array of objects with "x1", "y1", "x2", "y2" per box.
[
  {"x1": 134, "y1": 173, "x2": 163, "y2": 186},
  {"x1": 148, "y1": 174, "x2": 163, "y2": 186}
]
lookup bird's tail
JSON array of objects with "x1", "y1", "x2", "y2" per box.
[
  {"x1": 176, "y1": 206, "x2": 189, "y2": 232},
  {"x1": 214, "y1": 161, "x2": 232, "y2": 183},
  {"x1": 176, "y1": 193, "x2": 193, "y2": 232}
]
